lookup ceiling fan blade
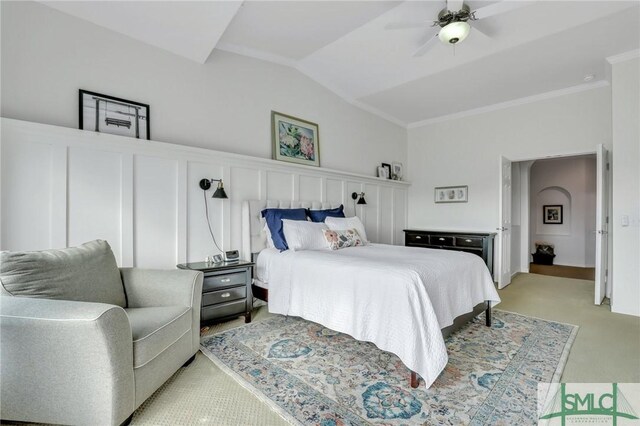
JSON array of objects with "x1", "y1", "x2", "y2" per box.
[
  {"x1": 471, "y1": 20, "x2": 493, "y2": 38},
  {"x1": 385, "y1": 21, "x2": 432, "y2": 30},
  {"x1": 447, "y1": 0, "x2": 464, "y2": 12},
  {"x1": 473, "y1": 1, "x2": 534, "y2": 20},
  {"x1": 413, "y1": 33, "x2": 439, "y2": 57}
]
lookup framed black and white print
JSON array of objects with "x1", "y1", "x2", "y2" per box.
[
  {"x1": 79, "y1": 90, "x2": 150, "y2": 140},
  {"x1": 543, "y1": 205, "x2": 563, "y2": 224},
  {"x1": 435, "y1": 185, "x2": 468, "y2": 203}
]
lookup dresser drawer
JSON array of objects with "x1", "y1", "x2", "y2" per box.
[
  {"x1": 202, "y1": 286, "x2": 246, "y2": 306},
  {"x1": 202, "y1": 271, "x2": 247, "y2": 291},
  {"x1": 430, "y1": 235, "x2": 454, "y2": 246},
  {"x1": 456, "y1": 236, "x2": 484, "y2": 248},
  {"x1": 406, "y1": 233, "x2": 429, "y2": 245},
  {"x1": 201, "y1": 300, "x2": 246, "y2": 321}
]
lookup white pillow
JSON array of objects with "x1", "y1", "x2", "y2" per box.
[
  {"x1": 325, "y1": 216, "x2": 369, "y2": 243},
  {"x1": 282, "y1": 219, "x2": 329, "y2": 251},
  {"x1": 263, "y1": 223, "x2": 276, "y2": 249}
]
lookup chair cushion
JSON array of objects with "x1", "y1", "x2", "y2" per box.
[
  {"x1": 0, "y1": 240, "x2": 126, "y2": 307},
  {"x1": 125, "y1": 306, "x2": 191, "y2": 368}
]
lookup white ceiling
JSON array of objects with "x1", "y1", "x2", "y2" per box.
[{"x1": 40, "y1": 1, "x2": 640, "y2": 127}]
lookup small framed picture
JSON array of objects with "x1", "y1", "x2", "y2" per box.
[
  {"x1": 377, "y1": 166, "x2": 389, "y2": 179},
  {"x1": 272, "y1": 111, "x2": 320, "y2": 167},
  {"x1": 381, "y1": 163, "x2": 392, "y2": 179},
  {"x1": 435, "y1": 185, "x2": 468, "y2": 203},
  {"x1": 391, "y1": 162, "x2": 404, "y2": 180},
  {"x1": 543, "y1": 205, "x2": 563, "y2": 224},
  {"x1": 79, "y1": 90, "x2": 150, "y2": 139}
]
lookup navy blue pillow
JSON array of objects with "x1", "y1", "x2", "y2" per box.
[
  {"x1": 307, "y1": 205, "x2": 345, "y2": 223},
  {"x1": 261, "y1": 208, "x2": 308, "y2": 251}
]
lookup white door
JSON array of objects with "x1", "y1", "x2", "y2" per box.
[
  {"x1": 594, "y1": 144, "x2": 609, "y2": 305},
  {"x1": 498, "y1": 156, "x2": 512, "y2": 289}
]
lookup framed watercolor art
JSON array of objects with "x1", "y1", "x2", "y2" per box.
[
  {"x1": 435, "y1": 185, "x2": 468, "y2": 203},
  {"x1": 272, "y1": 111, "x2": 320, "y2": 167}
]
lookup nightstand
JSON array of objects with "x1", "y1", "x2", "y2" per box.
[{"x1": 177, "y1": 260, "x2": 254, "y2": 325}]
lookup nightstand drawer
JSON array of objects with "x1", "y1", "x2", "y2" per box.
[
  {"x1": 456, "y1": 236, "x2": 483, "y2": 248},
  {"x1": 430, "y1": 235, "x2": 454, "y2": 246},
  {"x1": 201, "y1": 300, "x2": 246, "y2": 321},
  {"x1": 203, "y1": 272, "x2": 247, "y2": 291},
  {"x1": 202, "y1": 286, "x2": 246, "y2": 306}
]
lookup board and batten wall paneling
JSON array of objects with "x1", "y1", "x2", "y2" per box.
[
  {"x1": 67, "y1": 147, "x2": 123, "y2": 263},
  {"x1": 133, "y1": 155, "x2": 178, "y2": 269},
  {"x1": 0, "y1": 118, "x2": 410, "y2": 269}
]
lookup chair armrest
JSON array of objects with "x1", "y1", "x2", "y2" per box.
[
  {"x1": 120, "y1": 268, "x2": 203, "y2": 352},
  {"x1": 0, "y1": 296, "x2": 134, "y2": 426}
]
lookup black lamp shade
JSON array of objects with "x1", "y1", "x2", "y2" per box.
[
  {"x1": 357, "y1": 195, "x2": 367, "y2": 205},
  {"x1": 212, "y1": 186, "x2": 228, "y2": 199}
]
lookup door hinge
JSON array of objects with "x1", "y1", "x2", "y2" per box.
[
  {"x1": 606, "y1": 162, "x2": 610, "y2": 171},
  {"x1": 606, "y1": 216, "x2": 609, "y2": 224}
]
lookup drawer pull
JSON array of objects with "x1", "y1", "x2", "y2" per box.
[
  {"x1": 415, "y1": 236, "x2": 422, "y2": 239},
  {"x1": 220, "y1": 278, "x2": 231, "y2": 283},
  {"x1": 439, "y1": 238, "x2": 445, "y2": 241},
  {"x1": 465, "y1": 239, "x2": 472, "y2": 243},
  {"x1": 220, "y1": 292, "x2": 231, "y2": 298}
]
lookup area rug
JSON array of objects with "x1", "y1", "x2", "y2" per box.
[{"x1": 200, "y1": 311, "x2": 577, "y2": 425}]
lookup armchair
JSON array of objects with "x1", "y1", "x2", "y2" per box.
[{"x1": 0, "y1": 240, "x2": 203, "y2": 426}]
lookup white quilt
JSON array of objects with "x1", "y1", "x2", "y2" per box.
[{"x1": 261, "y1": 243, "x2": 500, "y2": 388}]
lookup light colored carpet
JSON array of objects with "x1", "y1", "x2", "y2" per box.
[
  {"x1": 4, "y1": 274, "x2": 639, "y2": 425},
  {"x1": 499, "y1": 273, "x2": 640, "y2": 383}
]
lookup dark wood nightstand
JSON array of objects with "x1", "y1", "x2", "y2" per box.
[{"x1": 177, "y1": 260, "x2": 254, "y2": 325}]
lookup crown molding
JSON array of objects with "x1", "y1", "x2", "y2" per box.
[
  {"x1": 606, "y1": 49, "x2": 640, "y2": 64},
  {"x1": 407, "y1": 80, "x2": 610, "y2": 129}
]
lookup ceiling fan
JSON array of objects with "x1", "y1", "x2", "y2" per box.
[{"x1": 387, "y1": 0, "x2": 532, "y2": 56}]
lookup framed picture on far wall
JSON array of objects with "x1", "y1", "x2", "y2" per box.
[
  {"x1": 543, "y1": 205, "x2": 563, "y2": 224},
  {"x1": 272, "y1": 111, "x2": 320, "y2": 167},
  {"x1": 435, "y1": 185, "x2": 468, "y2": 203},
  {"x1": 79, "y1": 90, "x2": 150, "y2": 140}
]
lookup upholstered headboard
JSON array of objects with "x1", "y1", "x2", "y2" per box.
[{"x1": 241, "y1": 200, "x2": 342, "y2": 260}]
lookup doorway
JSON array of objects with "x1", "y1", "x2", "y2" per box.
[{"x1": 497, "y1": 146, "x2": 610, "y2": 305}]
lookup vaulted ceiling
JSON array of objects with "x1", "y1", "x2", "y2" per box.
[{"x1": 42, "y1": 1, "x2": 640, "y2": 127}]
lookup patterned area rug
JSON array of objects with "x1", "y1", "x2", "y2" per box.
[{"x1": 200, "y1": 310, "x2": 577, "y2": 425}]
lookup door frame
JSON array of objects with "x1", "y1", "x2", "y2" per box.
[{"x1": 498, "y1": 148, "x2": 607, "y2": 293}]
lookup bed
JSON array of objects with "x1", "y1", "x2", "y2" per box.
[{"x1": 242, "y1": 200, "x2": 500, "y2": 388}]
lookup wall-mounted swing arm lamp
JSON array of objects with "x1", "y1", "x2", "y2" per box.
[
  {"x1": 351, "y1": 192, "x2": 367, "y2": 211},
  {"x1": 199, "y1": 178, "x2": 228, "y2": 199},
  {"x1": 200, "y1": 178, "x2": 228, "y2": 260}
]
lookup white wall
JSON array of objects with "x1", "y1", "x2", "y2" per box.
[
  {"x1": 0, "y1": 119, "x2": 409, "y2": 268},
  {"x1": 610, "y1": 56, "x2": 640, "y2": 317},
  {"x1": 407, "y1": 86, "x2": 610, "y2": 233},
  {"x1": 529, "y1": 156, "x2": 597, "y2": 268},
  {"x1": 0, "y1": 1, "x2": 406, "y2": 177}
]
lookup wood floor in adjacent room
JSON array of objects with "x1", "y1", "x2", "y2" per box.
[{"x1": 6, "y1": 274, "x2": 639, "y2": 426}]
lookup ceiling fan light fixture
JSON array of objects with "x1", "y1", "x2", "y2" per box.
[{"x1": 438, "y1": 21, "x2": 470, "y2": 45}]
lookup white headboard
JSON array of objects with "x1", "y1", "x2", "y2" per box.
[{"x1": 241, "y1": 200, "x2": 342, "y2": 260}]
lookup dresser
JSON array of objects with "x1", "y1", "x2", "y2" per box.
[
  {"x1": 177, "y1": 260, "x2": 254, "y2": 325},
  {"x1": 403, "y1": 229, "x2": 496, "y2": 274}
]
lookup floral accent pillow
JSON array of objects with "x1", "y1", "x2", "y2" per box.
[{"x1": 322, "y1": 228, "x2": 364, "y2": 250}]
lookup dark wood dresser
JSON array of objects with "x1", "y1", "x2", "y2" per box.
[
  {"x1": 177, "y1": 260, "x2": 254, "y2": 325},
  {"x1": 403, "y1": 229, "x2": 496, "y2": 274}
]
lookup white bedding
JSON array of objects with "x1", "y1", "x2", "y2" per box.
[{"x1": 260, "y1": 243, "x2": 500, "y2": 388}]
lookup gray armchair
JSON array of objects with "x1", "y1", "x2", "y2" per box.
[{"x1": 0, "y1": 240, "x2": 203, "y2": 426}]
